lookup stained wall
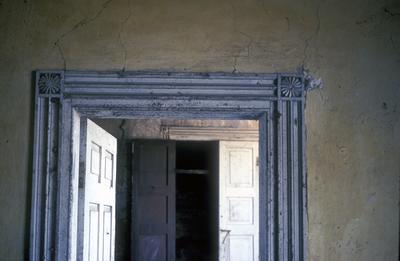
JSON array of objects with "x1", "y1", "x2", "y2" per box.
[{"x1": 0, "y1": 0, "x2": 399, "y2": 260}]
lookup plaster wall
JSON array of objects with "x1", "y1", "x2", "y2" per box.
[{"x1": 0, "y1": 0, "x2": 399, "y2": 260}]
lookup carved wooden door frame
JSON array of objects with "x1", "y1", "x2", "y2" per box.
[{"x1": 30, "y1": 70, "x2": 308, "y2": 261}]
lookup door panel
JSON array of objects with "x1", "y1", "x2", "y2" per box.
[
  {"x1": 133, "y1": 141, "x2": 175, "y2": 261},
  {"x1": 220, "y1": 141, "x2": 259, "y2": 261},
  {"x1": 227, "y1": 149, "x2": 254, "y2": 187},
  {"x1": 228, "y1": 197, "x2": 254, "y2": 224},
  {"x1": 104, "y1": 151, "x2": 114, "y2": 186},
  {"x1": 79, "y1": 119, "x2": 117, "y2": 261},
  {"x1": 228, "y1": 235, "x2": 254, "y2": 261},
  {"x1": 139, "y1": 235, "x2": 167, "y2": 261},
  {"x1": 88, "y1": 203, "x2": 100, "y2": 261},
  {"x1": 103, "y1": 206, "x2": 112, "y2": 261}
]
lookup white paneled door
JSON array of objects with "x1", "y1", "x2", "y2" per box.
[
  {"x1": 219, "y1": 141, "x2": 259, "y2": 261},
  {"x1": 80, "y1": 119, "x2": 117, "y2": 261}
]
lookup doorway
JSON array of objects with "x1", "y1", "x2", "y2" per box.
[
  {"x1": 175, "y1": 140, "x2": 260, "y2": 261},
  {"x1": 130, "y1": 140, "x2": 220, "y2": 261},
  {"x1": 31, "y1": 70, "x2": 307, "y2": 261},
  {"x1": 130, "y1": 138, "x2": 259, "y2": 261},
  {"x1": 84, "y1": 118, "x2": 261, "y2": 260}
]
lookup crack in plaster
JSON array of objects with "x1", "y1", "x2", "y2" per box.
[
  {"x1": 56, "y1": 43, "x2": 66, "y2": 70},
  {"x1": 239, "y1": 32, "x2": 253, "y2": 59},
  {"x1": 285, "y1": 17, "x2": 290, "y2": 32},
  {"x1": 390, "y1": 34, "x2": 397, "y2": 50},
  {"x1": 118, "y1": 0, "x2": 133, "y2": 72},
  {"x1": 22, "y1": 0, "x2": 33, "y2": 28},
  {"x1": 228, "y1": 1, "x2": 255, "y2": 73},
  {"x1": 232, "y1": 56, "x2": 238, "y2": 73},
  {"x1": 261, "y1": 0, "x2": 270, "y2": 18},
  {"x1": 20, "y1": 0, "x2": 34, "y2": 56},
  {"x1": 119, "y1": 119, "x2": 127, "y2": 139},
  {"x1": 383, "y1": 7, "x2": 400, "y2": 17},
  {"x1": 229, "y1": 0, "x2": 239, "y2": 72},
  {"x1": 302, "y1": 0, "x2": 323, "y2": 67},
  {"x1": 53, "y1": 0, "x2": 114, "y2": 69},
  {"x1": 231, "y1": 32, "x2": 253, "y2": 73}
]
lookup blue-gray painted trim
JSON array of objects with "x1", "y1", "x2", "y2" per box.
[{"x1": 30, "y1": 70, "x2": 308, "y2": 261}]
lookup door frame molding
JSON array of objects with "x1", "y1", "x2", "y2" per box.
[
  {"x1": 161, "y1": 125, "x2": 259, "y2": 141},
  {"x1": 30, "y1": 70, "x2": 308, "y2": 261}
]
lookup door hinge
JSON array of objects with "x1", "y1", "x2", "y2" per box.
[
  {"x1": 256, "y1": 156, "x2": 259, "y2": 166},
  {"x1": 131, "y1": 142, "x2": 134, "y2": 154}
]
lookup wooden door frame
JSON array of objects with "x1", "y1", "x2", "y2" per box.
[
  {"x1": 161, "y1": 125, "x2": 259, "y2": 141},
  {"x1": 30, "y1": 70, "x2": 308, "y2": 261}
]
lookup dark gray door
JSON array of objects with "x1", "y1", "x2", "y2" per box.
[{"x1": 132, "y1": 140, "x2": 176, "y2": 261}]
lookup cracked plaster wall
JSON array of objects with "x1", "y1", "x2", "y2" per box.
[{"x1": 0, "y1": 0, "x2": 399, "y2": 260}]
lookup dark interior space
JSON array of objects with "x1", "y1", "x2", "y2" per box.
[
  {"x1": 115, "y1": 140, "x2": 132, "y2": 260},
  {"x1": 175, "y1": 141, "x2": 219, "y2": 261}
]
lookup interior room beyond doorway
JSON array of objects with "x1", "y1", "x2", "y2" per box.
[{"x1": 92, "y1": 119, "x2": 259, "y2": 261}]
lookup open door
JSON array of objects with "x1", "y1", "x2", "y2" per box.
[
  {"x1": 78, "y1": 119, "x2": 117, "y2": 261},
  {"x1": 132, "y1": 140, "x2": 176, "y2": 261},
  {"x1": 219, "y1": 141, "x2": 259, "y2": 261}
]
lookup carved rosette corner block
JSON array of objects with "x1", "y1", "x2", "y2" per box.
[
  {"x1": 281, "y1": 76, "x2": 303, "y2": 97},
  {"x1": 37, "y1": 72, "x2": 63, "y2": 96}
]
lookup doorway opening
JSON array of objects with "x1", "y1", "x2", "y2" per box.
[
  {"x1": 31, "y1": 70, "x2": 308, "y2": 261},
  {"x1": 88, "y1": 118, "x2": 260, "y2": 261}
]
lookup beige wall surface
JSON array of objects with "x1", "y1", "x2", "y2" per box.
[{"x1": 0, "y1": 0, "x2": 399, "y2": 260}]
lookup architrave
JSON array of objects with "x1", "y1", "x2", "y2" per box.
[{"x1": 30, "y1": 70, "x2": 307, "y2": 261}]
